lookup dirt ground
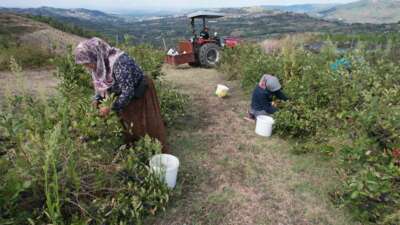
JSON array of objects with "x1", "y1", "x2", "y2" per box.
[
  {"x1": 0, "y1": 69, "x2": 58, "y2": 96},
  {"x1": 146, "y1": 65, "x2": 358, "y2": 225}
]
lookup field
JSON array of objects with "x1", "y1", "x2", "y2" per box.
[
  {"x1": 0, "y1": 21, "x2": 399, "y2": 224},
  {"x1": 0, "y1": 59, "x2": 358, "y2": 225}
]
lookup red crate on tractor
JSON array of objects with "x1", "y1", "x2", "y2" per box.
[
  {"x1": 165, "y1": 41, "x2": 195, "y2": 66},
  {"x1": 165, "y1": 11, "x2": 240, "y2": 68}
]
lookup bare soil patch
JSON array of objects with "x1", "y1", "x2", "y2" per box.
[{"x1": 0, "y1": 69, "x2": 58, "y2": 96}]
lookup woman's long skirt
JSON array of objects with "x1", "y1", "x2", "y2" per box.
[{"x1": 119, "y1": 76, "x2": 169, "y2": 153}]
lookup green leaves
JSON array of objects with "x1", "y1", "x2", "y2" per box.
[
  {"x1": 121, "y1": 44, "x2": 188, "y2": 127},
  {"x1": 218, "y1": 38, "x2": 400, "y2": 224},
  {"x1": 121, "y1": 44, "x2": 165, "y2": 80},
  {"x1": 156, "y1": 81, "x2": 188, "y2": 126},
  {"x1": 100, "y1": 93, "x2": 117, "y2": 109},
  {"x1": 0, "y1": 47, "x2": 175, "y2": 224},
  {"x1": 92, "y1": 136, "x2": 169, "y2": 224}
]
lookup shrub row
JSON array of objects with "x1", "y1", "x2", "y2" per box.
[
  {"x1": 0, "y1": 44, "x2": 187, "y2": 224},
  {"x1": 218, "y1": 37, "x2": 400, "y2": 224}
]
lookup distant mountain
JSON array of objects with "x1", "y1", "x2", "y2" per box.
[
  {"x1": 113, "y1": 9, "x2": 183, "y2": 17},
  {"x1": 0, "y1": 6, "x2": 123, "y2": 23},
  {"x1": 0, "y1": 7, "x2": 131, "y2": 37},
  {"x1": 1, "y1": 6, "x2": 399, "y2": 48},
  {"x1": 263, "y1": 4, "x2": 338, "y2": 14},
  {"x1": 112, "y1": 11, "x2": 399, "y2": 47},
  {"x1": 319, "y1": 0, "x2": 400, "y2": 24}
]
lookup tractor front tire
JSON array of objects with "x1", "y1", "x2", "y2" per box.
[{"x1": 198, "y1": 43, "x2": 221, "y2": 68}]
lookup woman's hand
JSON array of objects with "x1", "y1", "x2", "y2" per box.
[
  {"x1": 99, "y1": 107, "x2": 111, "y2": 117},
  {"x1": 272, "y1": 101, "x2": 278, "y2": 108},
  {"x1": 92, "y1": 100, "x2": 100, "y2": 109}
]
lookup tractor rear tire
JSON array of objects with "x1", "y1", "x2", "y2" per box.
[{"x1": 198, "y1": 43, "x2": 221, "y2": 68}]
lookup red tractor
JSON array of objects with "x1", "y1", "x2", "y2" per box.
[{"x1": 165, "y1": 11, "x2": 240, "y2": 68}]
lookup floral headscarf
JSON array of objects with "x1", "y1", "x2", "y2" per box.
[
  {"x1": 74, "y1": 37, "x2": 124, "y2": 97},
  {"x1": 258, "y1": 74, "x2": 281, "y2": 92}
]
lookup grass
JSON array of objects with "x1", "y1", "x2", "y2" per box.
[
  {"x1": 145, "y1": 65, "x2": 358, "y2": 225},
  {"x1": 0, "y1": 44, "x2": 54, "y2": 71}
]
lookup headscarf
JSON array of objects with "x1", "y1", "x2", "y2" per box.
[
  {"x1": 258, "y1": 74, "x2": 281, "y2": 92},
  {"x1": 74, "y1": 37, "x2": 124, "y2": 97}
]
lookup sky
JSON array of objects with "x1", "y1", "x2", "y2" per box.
[{"x1": 0, "y1": 0, "x2": 357, "y2": 11}]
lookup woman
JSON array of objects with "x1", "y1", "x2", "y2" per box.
[
  {"x1": 248, "y1": 74, "x2": 288, "y2": 120},
  {"x1": 74, "y1": 37, "x2": 168, "y2": 152}
]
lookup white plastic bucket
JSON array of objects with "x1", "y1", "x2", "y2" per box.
[
  {"x1": 215, "y1": 84, "x2": 229, "y2": 98},
  {"x1": 255, "y1": 115, "x2": 275, "y2": 137},
  {"x1": 150, "y1": 154, "x2": 180, "y2": 188}
]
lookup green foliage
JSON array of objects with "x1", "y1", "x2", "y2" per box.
[
  {"x1": 43, "y1": 124, "x2": 63, "y2": 224},
  {"x1": 53, "y1": 46, "x2": 92, "y2": 95},
  {"x1": 156, "y1": 81, "x2": 188, "y2": 126},
  {"x1": 121, "y1": 41, "x2": 165, "y2": 80},
  {"x1": 90, "y1": 136, "x2": 170, "y2": 225},
  {"x1": 338, "y1": 137, "x2": 400, "y2": 224},
  {"x1": 121, "y1": 41, "x2": 188, "y2": 126},
  {"x1": 218, "y1": 36, "x2": 400, "y2": 224},
  {"x1": 100, "y1": 93, "x2": 117, "y2": 109},
  {"x1": 0, "y1": 40, "x2": 54, "y2": 71},
  {"x1": 219, "y1": 44, "x2": 283, "y2": 87},
  {"x1": 0, "y1": 47, "x2": 181, "y2": 224},
  {"x1": 274, "y1": 103, "x2": 327, "y2": 138}
]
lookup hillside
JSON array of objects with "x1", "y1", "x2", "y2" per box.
[
  {"x1": 0, "y1": 13, "x2": 84, "y2": 54},
  {"x1": 263, "y1": 4, "x2": 337, "y2": 14},
  {"x1": 0, "y1": 13, "x2": 85, "y2": 70},
  {"x1": 0, "y1": 7, "x2": 127, "y2": 37},
  {"x1": 110, "y1": 11, "x2": 400, "y2": 47},
  {"x1": 319, "y1": 0, "x2": 400, "y2": 24},
  {"x1": 0, "y1": 6, "x2": 123, "y2": 23},
  {"x1": 1, "y1": 6, "x2": 400, "y2": 48}
]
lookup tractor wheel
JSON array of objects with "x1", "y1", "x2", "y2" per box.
[{"x1": 198, "y1": 43, "x2": 221, "y2": 68}]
